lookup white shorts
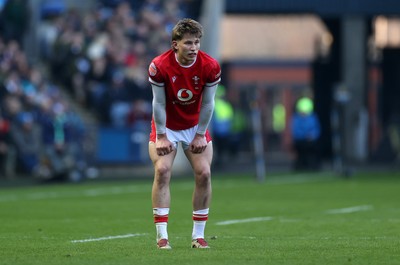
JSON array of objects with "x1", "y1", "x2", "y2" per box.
[
  {"x1": 167, "y1": 125, "x2": 198, "y2": 150},
  {"x1": 149, "y1": 124, "x2": 212, "y2": 150}
]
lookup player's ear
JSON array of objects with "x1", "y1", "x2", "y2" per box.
[{"x1": 172, "y1": 40, "x2": 178, "y2": 51}]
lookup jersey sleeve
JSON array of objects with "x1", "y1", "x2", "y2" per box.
[
  {"x1": 205, "y1": 59, "x2": 221, "y2": 87},
  {"x1": 148, "y1": 60, "x2": 164, "y2": 87}
]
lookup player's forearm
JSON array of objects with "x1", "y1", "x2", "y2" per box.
[
  {"x1": 151, "y1": 84, "x2": 167, "y2": 134},
  {"x1": 197, "y1": 102, "x2": 214, "y2": 135},
  {"x1": 197, "y1": 84, "x2": 218, "y2": 135}
]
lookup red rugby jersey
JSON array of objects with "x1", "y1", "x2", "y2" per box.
[{"x1": 148, "y1": 49, "x2": 221, "y2": 130}]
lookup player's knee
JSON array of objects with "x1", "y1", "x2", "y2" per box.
[
  {"x1": 155, "y1": 163, "x2": 171, "y2": 178},
  {"x1": 195, "y1": 168, "x2": 211, "y2": 186}
]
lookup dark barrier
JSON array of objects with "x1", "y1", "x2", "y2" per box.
[{"x1": 96, "y1": 127, "x2": 150, "y2": 164}]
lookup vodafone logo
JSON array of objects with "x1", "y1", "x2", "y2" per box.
[{"x1": 177, "y1": 88, "x2": 193, "y2": 102}]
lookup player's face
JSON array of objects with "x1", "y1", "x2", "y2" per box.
[{"x1": 173, "y1": 33, "x2": 200, "y2": 66}]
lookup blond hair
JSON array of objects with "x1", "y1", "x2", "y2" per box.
[{"x1": 171, "y1": 18, "x2": 203, "y2": 42}]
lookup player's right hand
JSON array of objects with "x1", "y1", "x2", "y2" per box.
[{"x1": 156, "y1": 134, "x2": 174, "y2": 156}]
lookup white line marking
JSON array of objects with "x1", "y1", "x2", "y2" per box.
[
  {"x1": 216, "y1": 217, "x2": 273, "y2": 225},
  {"x1": 325, "y1": 205, "x2": 373, "y2": 214},
  {"x1": 71, "y1": 233, "x2": 146, "y2": 243}
]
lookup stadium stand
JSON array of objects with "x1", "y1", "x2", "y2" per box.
[{"x1": 0, "y1": 0, "x2": 202, "y2": 180}]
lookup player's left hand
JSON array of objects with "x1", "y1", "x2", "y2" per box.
[{"x1": 190, "y1": 133, "x2": 207, "y2": 154}]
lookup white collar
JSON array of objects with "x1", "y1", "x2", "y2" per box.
[{"x1": 175, "y1": 53, "x2": 197, "y2": 68}]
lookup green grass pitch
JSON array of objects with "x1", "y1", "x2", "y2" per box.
[{"x1": 1, "y1": 171, "x2": 400, "y2": 265}]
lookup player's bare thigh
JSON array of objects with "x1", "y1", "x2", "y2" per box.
[
  {"x1": 184, "y1": 142, "x2": 213, "y2": 173},
  {"x1": 149, "y1": 142, "x2": 177, "y2": 170}
]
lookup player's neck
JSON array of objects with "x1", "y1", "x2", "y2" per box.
[{"x1": 175, "y1": 53, "x2": 197, "y2": 68}]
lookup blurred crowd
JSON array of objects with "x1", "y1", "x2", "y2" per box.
[
  {"x1": 39, "y1": 0, "x2": 200, "y2": 128},
  {"x1": 0, "y1": 0, "x2": 90, "y2": 181},
  {"x1": 0, "y1": 37, "x2": 89, "y2": 180},
  {"x1": 1, "y1": 0, "x2": 201, "y2": 180}
]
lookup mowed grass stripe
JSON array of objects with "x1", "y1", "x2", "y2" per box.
[{"x1": 0, "y1": 172, "x2": 335, "y2": 203}]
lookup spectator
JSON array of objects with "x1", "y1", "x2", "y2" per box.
[
  {"x1": 38, "y1": 101, "x2": 85, "y2": 181},
  {"x1": 291, "y1": 96, "x2": 321, "y2": 171},
  {"x1": 0, "y1": 109, "x2": 13, "y2": 178},
  {"x1": 10, "y1": 112, "x2": 42, "y2": 175},
  {"x1": 211, "y1": 85, "x2": 234, "y2": 166},
  {"x1": 102, "y1": 70, "x2": 133, "y2": 126},
  {"x1": 126, "y1": 98, "x2": 151, "y2": 132},
  {"x1": 0, "y1": 0, "x2": 30, "y2": 45},
  {"x1": 230, "y1": 102, "x2": 248, "y2": 158}
]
